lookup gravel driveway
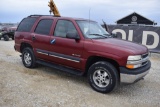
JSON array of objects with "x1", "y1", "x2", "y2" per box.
[{"x1": 0, "y1": 40, "x2": 160, "y2": 107}]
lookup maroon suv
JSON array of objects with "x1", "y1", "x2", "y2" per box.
[{"x1": 14, "y1": 15, "x2": 151, "y2": 93}]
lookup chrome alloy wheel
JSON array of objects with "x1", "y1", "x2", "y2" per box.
[
  {"x1": 93, "y1": 69, "x2": 110, "y2": 88},
  {"x1": 24, "y1": 52, "x2": 32, "y2": 66}
]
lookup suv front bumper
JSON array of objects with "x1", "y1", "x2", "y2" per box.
[{"x1": 120, "y1": 60, "x2": 151, "y2": 83}]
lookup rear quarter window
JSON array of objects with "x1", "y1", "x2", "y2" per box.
[{"x1": 17, "y1": 17, "x2": 37, "y2": 32}]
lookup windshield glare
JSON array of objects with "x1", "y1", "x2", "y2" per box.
[{"x1": 76, "y1": 20, "x2": 109, "y2": 39}]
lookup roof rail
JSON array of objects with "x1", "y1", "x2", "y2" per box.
[
  {"x1": 28, "y1": 14, "x2": 61, "y2": 17},
  {"x1": 28, "y1": 15, "x2": 51, "y2": 17}
]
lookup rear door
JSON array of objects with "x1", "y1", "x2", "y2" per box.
[
  {"x1": 31, "y1": 19, "x2": 53, "y2": 61},
  {"x1": 49, "y1": 19, "x2": 84, "y2": 70}
]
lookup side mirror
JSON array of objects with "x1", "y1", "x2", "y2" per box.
[
  {"x1": 111, "y1": 33, "x2": 117, "y2": 38},
  {"x1": 66, "y1": 32, "x2": 80, "y2": 40}
]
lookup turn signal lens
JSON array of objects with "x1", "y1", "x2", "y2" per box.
[
  {"x1": 126, "y1": 64, "x2": 134, "y2": 69},
  {"x1": 126, "y1": 64, "x2": 141, "y2": 69}
]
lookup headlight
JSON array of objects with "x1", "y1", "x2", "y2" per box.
[
  {"x1": 127, "y1": 55, "x2": 141, "y2": 61},
  {"x1": 126, "y1": 53, "x2": 149, "y2": 69},
  {"x1": 126, "y1": 55, "x2": 142, "y2": 69}
]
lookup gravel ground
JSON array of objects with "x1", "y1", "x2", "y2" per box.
[{"x1": 0, "y1": 40, "x2": 160, "y2": 107}]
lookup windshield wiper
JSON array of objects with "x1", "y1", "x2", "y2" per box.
[
  {"x1": 89, "y1": 34, "x2": 108, "y2": 38},
  {"x1": 103, "y1": 34, "x2": 112, "y2": 38}
]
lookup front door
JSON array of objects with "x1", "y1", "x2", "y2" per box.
[{"x1": 49, "y1": 19, "x2": 84, "y2": 70}]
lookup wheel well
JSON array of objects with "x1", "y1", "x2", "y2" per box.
[
  {"x1": 85, "y1": 56, "x2": 120, "y2": 75},
  {"x1": 20, "y1": 43, "x2": 33, "y2": 53}
]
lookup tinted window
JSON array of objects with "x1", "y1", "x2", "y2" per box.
[
  {"x1": 35, "y1": 19, "x2": 53, "y2": 35},
  {"x1": 17, "y1": 17, "x2": 37, "y2": 32},
  {"x1": 54, "y1": 20, "x2": 77, "y2": 38}
]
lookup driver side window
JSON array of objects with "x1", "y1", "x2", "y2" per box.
[{"x1": 54, "y1": 20, "x2": 78, "y2": 38}]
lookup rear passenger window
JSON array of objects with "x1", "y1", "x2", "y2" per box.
[
  {"x1": 17, "y1": 17, "x2": 37, "y2": 32},
  {"x1": 34, "y1": 19, "x2": 53, "y2": 35}
]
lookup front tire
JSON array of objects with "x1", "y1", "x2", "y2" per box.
[
  {"x1": 88, "y1": 61, "x2": 119, "y2": 93},
  {"x1": 22, "y1": 47, "x2": 36, "y2": 68}
]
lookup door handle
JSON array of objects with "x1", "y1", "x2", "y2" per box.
[
  {"x1": 32, "y1": 36, "x2": 36, "y2": 41},
  {"x1": 50, "y1": 39, "x2": 56, "y2": 44}
]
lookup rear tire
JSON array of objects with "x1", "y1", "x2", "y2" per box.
[
  {"x1": 4, "y1": 35, "x2": 9, "y2": 41},
  {"x1": 88, "y1": 61, "x2": 118, "y2": 93},
  {"x1": 22, "y1": 47, "x2": 36, "y2": 68}
]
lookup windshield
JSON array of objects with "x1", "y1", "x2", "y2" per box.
[{"x1": 76, "y1": 20, "x2": 110, "y2": 39}]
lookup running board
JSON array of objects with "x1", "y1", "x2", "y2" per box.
[{"x1": 36, "y1": 60, "x2": 84, "y2": 76}]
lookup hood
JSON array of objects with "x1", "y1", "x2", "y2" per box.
[{"x1": 92, "y1": 38, "x2": 148, "y2": 55}]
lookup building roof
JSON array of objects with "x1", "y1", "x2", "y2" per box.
[{"x1": 116, "y1": 12, "x2": 156, "y2": 25}]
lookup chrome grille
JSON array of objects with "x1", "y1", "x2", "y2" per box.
[
  {"x1": 142, "y1": 53, "x2": 148, "y2": 59},
  {"x1": 141, "y1": 53, "x2": 149, "y2": 67}
]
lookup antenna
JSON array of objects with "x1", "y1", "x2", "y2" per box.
[
  {"x1": 89, "y1": 8, "x2": 91, "y2": 21},
  {"x1": 89, "y1": 8, "x2": 91, "y2": 34}
]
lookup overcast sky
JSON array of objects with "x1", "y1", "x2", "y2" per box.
[{"x1": 0, "y1": 0, "x2": 159, "y2": 25}]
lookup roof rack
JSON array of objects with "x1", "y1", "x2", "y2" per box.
[{"x1": 28, "y1": 15, "x2": 61, "y2": 17}]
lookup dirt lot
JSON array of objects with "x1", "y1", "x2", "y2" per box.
[{"x1": 0, "y1": 40, "x2": 160, "y2": 107}]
